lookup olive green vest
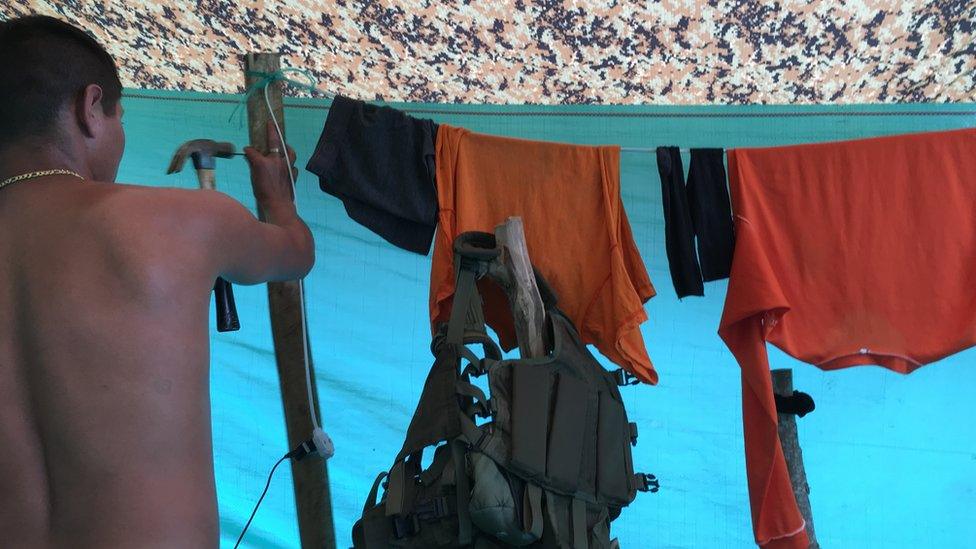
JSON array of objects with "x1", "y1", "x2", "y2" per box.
[{"x1": 353, "y1": 232, "x2": 657, "y2": 548}]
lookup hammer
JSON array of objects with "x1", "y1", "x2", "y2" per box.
[{"x1": 167, "y1": 139, "x2": 241, "y2": 332}]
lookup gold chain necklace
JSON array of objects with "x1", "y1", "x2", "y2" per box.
[{"x1": 0, "y1": 169, "x2": 84, "y2": 191}]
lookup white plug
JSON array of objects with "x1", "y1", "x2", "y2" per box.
[{"x1": 312, "y1": 427, "x2": 335, "y2": 460}]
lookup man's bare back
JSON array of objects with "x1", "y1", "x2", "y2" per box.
[
  {"x1": 0, "y1": 17, "x2": 313, "y2": 547},
  {"x1": 0, "y1": 178, "x2": 224, "y2": 546},
  {"x1": 0, "y1": 161, "x2": 311, "y2": 547}
]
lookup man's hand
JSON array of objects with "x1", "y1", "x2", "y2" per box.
[{"x1": 243, "y1": 125, "x2": 298, "y2": 205}]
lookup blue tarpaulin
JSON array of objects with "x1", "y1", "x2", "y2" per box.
[{"x1": 119, "y1": 91, "x2": 976, "y2": 548}]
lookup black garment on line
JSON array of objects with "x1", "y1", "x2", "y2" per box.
[
  {"x1": 657, "y1": 147, "x2": 735, "y2": 298},
  {"x1": 657, "y1": 146, "x2": 703, "y2": 297},
  {"x1": 687, "y1": 148, "x2": 734, "y2": 281},
  {"x1": 306, "y1": 96, "x2": 439, "y2": 255}
]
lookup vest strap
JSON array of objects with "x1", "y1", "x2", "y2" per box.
[
  {"x1": 363, "y1": 472, "x2": 388, "y2": 515},
  {"x1": 453, "y1": 440, "x2": 473, "y2": 545},
  {"x1": 457, "y1": 380, "x2": 494, "y2": 418},
  {"x1": 524, "y1": 483, "x2": 545, "y2": 540},
  {"x1": 385, "y1": 461, "x2": 406, "y2": 516},
  {"x1": 572, "y1": 497, "x2": 588, "y2": 549},
  {"x1": 446, "y1": 267, "x2": 479, "y2": 347}
]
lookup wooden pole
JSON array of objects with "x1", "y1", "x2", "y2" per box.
[
  {"x1": 244, "y1": 52, "x2": 336, "y2": 549},
  {"x1": 772, "y1": 369, "x2": 819, "y2": 548},
  {"x1": 494, "y1": 217, "x2": 547, "y2": 358}
]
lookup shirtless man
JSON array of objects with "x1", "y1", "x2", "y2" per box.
[{"x1": 0, "y1": 16, "x2": 314, "y2": 547}]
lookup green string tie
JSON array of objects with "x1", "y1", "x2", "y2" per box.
[{"x1": 229, "y1": 67, "x2": 320, "y2": 125}]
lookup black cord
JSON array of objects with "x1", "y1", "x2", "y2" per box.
[{"x1": 234, "y1": 454, "x2": 289, "y2": 549}]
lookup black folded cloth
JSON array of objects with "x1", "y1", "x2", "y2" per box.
[
  {"x1": 307, "y1": 96, "x2": 439, "y2": 255},
  {"x1": 774, "y1": 390, "x2": 816, "y2": 417}
]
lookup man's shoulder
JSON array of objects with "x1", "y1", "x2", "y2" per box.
[
  {"x1": 101, "y1": 183, "x2": 223, "y2": 205},
  {"x1": 85, "y1": 184, "x2": 251, "y2": 254},
  {"x1": 94, "y1": 184, "x2": 242, "y2": 225},
  {"x1": 86, "y1": 184, "x2": 256, "y2": 268}
]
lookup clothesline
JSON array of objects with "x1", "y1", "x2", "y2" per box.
[
  {"x1": 620, "y1": 147, "x2": 726, "y2": 153},
  {"x1": 299, "y1": 74, "x2": 729, "y2": 154}
]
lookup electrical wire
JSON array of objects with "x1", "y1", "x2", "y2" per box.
[
  {"x1": 234, "y1": 453, "x2": 289, "y2": 549},
  {"x1": 234, "y1": 77, "x2": 323, "y2": 549},
  {"x1": 263, "y1": 82, "x2": 319, "y2": 432},
  {"x1": 231, "y1": 73, "x2": 329, "y2": 549}
]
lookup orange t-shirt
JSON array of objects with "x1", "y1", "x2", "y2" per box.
[
  {"x1": 431, "y1": 125, "x2": 657, "y2": 383},
  {"x1": 719, "y1": 128, "x2": 976, "y2": 548}
]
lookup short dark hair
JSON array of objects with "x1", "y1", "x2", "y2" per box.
[{"x1": 0, "y1": 15, "x2": 122, "y2": 149}]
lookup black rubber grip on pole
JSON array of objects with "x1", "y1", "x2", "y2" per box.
[{"x1": 214, "y1": 277, "x2": 241, "y2": 332}]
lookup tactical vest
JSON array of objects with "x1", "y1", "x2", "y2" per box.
[{"x1": 353, "y1": 232, "x2": 657, "y2": 548}]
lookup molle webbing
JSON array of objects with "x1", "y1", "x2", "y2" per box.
[{"x1": 498, "y1": 312, "x2": 637, "y2": 507}]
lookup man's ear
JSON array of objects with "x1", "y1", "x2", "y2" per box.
[{"x1": 74, "y1": 84, "x2": 105, "y2": 139}]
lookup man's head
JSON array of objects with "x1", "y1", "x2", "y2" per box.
[{"x1": 0, "y1": 15, "x2": 125, "y2": 182}]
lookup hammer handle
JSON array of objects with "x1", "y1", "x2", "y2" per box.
[
  {"x1": 198, "y1": 170, "x2": 238, "y2": 332},
  {"x1": 197, "y1": 169, "x2": 216, "y2": 190},
  {"x1": 213, "y1": 277, "x2": 241, "y2": 332}
]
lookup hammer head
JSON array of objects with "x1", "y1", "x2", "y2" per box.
[{"x1": 166, "y1": 139, "x2": 236, "y2": 174}]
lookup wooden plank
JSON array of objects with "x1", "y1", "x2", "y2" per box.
[
  {"x1": 494, "y1": 217, "x2": 547, "y2": 358},
  {"x1": 244, "y1": 52, "x2": 335, "y2": 549},
  {"x1": 772, "y1": 368, "x2": 819, "y2": 549}
]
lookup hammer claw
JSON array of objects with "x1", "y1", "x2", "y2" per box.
[{"x1": 167, "y1": 139, "x2": 236, "y2": 174}]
